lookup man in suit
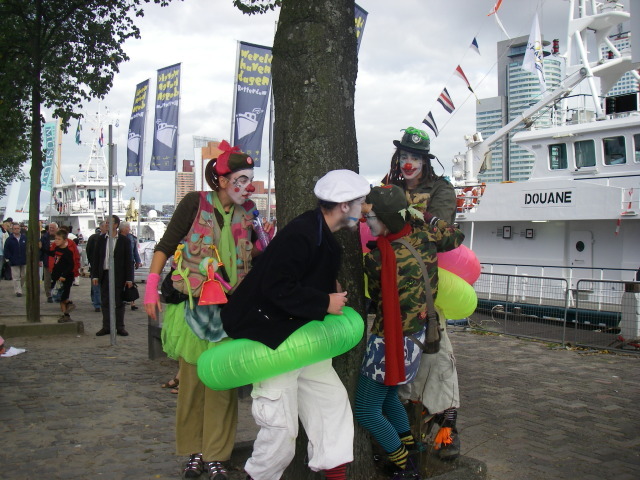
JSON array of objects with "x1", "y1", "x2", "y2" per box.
[
  {"x1": 92, "y1": 215, "x2": 134, "y2": 336},
  {"x1": 86, "y1": 222, "x2": 107, "y2": 312}
]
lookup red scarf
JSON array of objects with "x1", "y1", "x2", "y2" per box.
[{"x1": 376, "y1": 223, "x2": 412, "y2": 386}]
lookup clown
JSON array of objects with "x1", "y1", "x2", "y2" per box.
[{"x1": 144, "y1": 140, "x2": 272, "y2": 480}]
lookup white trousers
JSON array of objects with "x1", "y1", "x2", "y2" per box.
[
  {"x1": 399, "y1": 311, "x2": 460, "y2": 414},
  {"x1": 246, "y1": 359, "x2": 354, "y2": 480},
  {"x1": 11, "y1": 265, "x2": 26, "y2": 294}
]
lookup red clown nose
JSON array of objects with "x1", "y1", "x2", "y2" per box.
[
  {"x1": 246, "y1": 183, "x2": 255, "y2": 193},
  {"x1": 402, "y1": 162, "x2": 414, "y2": 171}
]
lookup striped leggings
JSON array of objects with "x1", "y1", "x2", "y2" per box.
[{"x1": 354, "y1": 374, "x2": 411, "y2": 453}]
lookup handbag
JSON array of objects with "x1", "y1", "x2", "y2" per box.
[
  {"x1": 161, "y1": 268, "x2": 190, "y2": 304},
  {"x1": 392, "y1": 238, "x2": 442, "y2": 354},
  {"x1": 122, "y1": 283, "x2": 140, "y2": 302},
  {"x1": 51, "y1": 280, "x2": 64, "y2": 302}
]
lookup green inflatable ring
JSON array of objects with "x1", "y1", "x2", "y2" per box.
[{"x1": 197, "y1": 306, "x2": 364, "y2": 390}]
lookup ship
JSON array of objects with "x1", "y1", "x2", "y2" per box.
[{"x1": 451, "y1": 0, "x2": 639, "y2": 332}]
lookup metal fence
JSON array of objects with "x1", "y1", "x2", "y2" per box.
[{"x1": 465, "y1": 272, "x2": 640, "y2": 353}]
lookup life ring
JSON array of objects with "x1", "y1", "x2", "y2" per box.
[
  {"x1": 456, "y1": 186, "x2": 479, "y2": 212},
  {"x1": 197, "y1": 307, "x2": 364, "y2": 390}
]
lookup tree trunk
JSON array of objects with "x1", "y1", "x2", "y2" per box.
[
  {"x1": 272, "y1": 0, "x2": 375, "y2": 478},
  {"x1": 26, "y1": 0, "x2": 43, "y2": 323}
]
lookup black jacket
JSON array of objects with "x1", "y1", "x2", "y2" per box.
[
  {"x1": 91, "y1": 233, "x2": 134, "y2": 287},
  {"x1": 222, "y1": 209, "x2": 341, "y2": 349},
  {"x1": 85, "y1": 232, "x2": 100, "y2": 271}
]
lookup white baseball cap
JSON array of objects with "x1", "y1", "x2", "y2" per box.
[{"x1": 314, "y1": 169, "x2": 371, "y2": 203}]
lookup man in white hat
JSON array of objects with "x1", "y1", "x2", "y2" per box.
[{"x1": 222, "y1": 169, "x2": 370, "y2": 480}]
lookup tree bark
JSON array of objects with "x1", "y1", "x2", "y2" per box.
[
  {"x1": 26, "y1": 0, "x2": 43, "y2": 323},
  {"x1": 272, "y1": 0, "x2": 375, "y2": 478}
]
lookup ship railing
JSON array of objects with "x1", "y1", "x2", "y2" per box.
[
  {"x1": 465, "y1": 271, "x2": 640, "y2": 353},
  {"x1": 480, "y1": 263, "x2": 637, "y2": 287}
]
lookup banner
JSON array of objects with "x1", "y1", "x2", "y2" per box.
[
  {"x1": 355, "y1": 3, "x2": 368, "y2": 52},
  {"x1": 126, "y1": 79, "x2": 150, "y2": 176},
  {"x1": 151, "y1": 63, "x2": 181, "y2": 171},
  {"x1": 41, "y1": 121, "x2": 56, "y2": 192},
  {"x1": 232, "y1": 42, "x2": 272, "y2": 167}
]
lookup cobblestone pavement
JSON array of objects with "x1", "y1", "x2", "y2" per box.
[{"x1": 1, "y1": 278, "x2": 639, "y2": 479}]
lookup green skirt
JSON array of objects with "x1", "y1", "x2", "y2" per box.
[{"x1": 161, "y1": 302, "x2": 231, "y2": 365}]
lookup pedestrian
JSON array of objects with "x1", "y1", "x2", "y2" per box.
[
  {"x1": 386, "y1": 127, "x2": 462, "y2": 459},
  {"x1": 4, "y1": 222, "x2": 27, "y2": 297},
  {"x1": 221, "y1": 169, "x2": 370, "y2": 480},
  {"x1": 118, "y1": 221, "x2": 142, "y2": 310},
  {"x1": 40, "y1": 222, "x2": 58, "y2": 303},
  {"x1": 58, "y1": 226, "x2": 81, "y2": 288},
  {"x1": 46, "y1": 229, "x2": 76, "y2": 323},
  {"x1": 144, "y1": 141, "x2": 271, "y2": 480},
  {"x1": 86, "y1": 223, "x2": 107, "y2": 312},
  {"x1": 92, "y1": 215, "x2": 134, "y2": 337},
  {"x1": 0, "y1": 219, "x2": 7, "y2": 281},
  {"x1": 354, "y1": 185, "x2": 464, "y2": 476}
]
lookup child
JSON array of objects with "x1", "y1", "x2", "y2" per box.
[
  {"x1": 48, "y1": 230, "x2": 76, "y2": 323},
  {"x1": 354, "y1": 185, "x2": 463, "y2": 478}
]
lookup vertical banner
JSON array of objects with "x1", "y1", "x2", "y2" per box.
[
  {"x1": 41, "y1": 121, "x2": 56, "y2": 192},
  {"x1": 151, "y1": 63, "x2": 181, "y2": 171},
  {"x1": 354, "y1": 3, "x2": 368, "y2": 52},
  {"x1": 126, "y1": 79, "x2": 150, "y2": 176},
  {"x1": 232, "y1": 42, "x2": 273, "y2": 167}
]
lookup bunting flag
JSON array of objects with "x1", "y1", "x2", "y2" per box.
[
  {"x1": 454, "y1": 65, "x2": 479, "y2": 102},
  {"x1": 437, "y1": 88, "x2": 455, "y2": 114},
  {"x1": 126, "y1": 79, "x2": 150, "y2": 176},
  {"x1": 471, "y1": 37, "x2": 481, "y2": 55},
  {"x1": 422, "y1": 112, "x2": 439, "y2": 137},
  {"x1": 354, "y1": 3, "x2": 368, "y2": 53},
  {"x1": 75, "y1": 118, "x2": 81, "y2": 145},
  {"x1": 487, "y1": 0, "x2": 503, "y2": 16},
  {"x1": 522, "y1": 13, "x2": 546, "y2": 92},
  {"x1": 98, "y1": 127, "x2": 104, "y2": 147}
]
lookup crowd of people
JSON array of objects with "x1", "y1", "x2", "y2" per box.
[
  {"x1": 1, "y1": 216, "x2": 141, "y2": 334},
  {"x1": 140, "y1": 127, "x2": 463, "y2": 480}
]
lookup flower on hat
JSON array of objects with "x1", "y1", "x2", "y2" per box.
[{"x1": 215, "y1": 140, "x2": 242, "y2": 176}]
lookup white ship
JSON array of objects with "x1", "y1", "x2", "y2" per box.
[
  {"x1": 236, "y1": 108, "x2": 263, "y2": 139},
  {"x1": 453, "y1": 0, "x2": 639, "y2": 291}
]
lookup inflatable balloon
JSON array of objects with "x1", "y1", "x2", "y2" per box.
[
  {"x1": 197, "y1": 307, "x2": 364, "y2": 390},
  {"x1": 435, "y1": 268, "x2": 478, "y2": 319},
  {"x1": 437, "y1": 244, "x2": 481, "y2": 285}
]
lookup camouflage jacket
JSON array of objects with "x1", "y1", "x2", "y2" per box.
[
  {"x1": 406, "y1": 177, "x2": 457, "y2": 224},
  {"x1": 364, "y1": 219, "x2": 464, "y2": 337}
]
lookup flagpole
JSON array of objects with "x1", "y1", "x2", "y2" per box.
[
  {"x1": 230, "y1": 41, "x2": 241, "y2": 144},
  {"x1": 266, "y1": 88, "x2": 274, "y2": 221},
  {"x1": 136, "y1": 88, "x2": 148, "y2": 240}
]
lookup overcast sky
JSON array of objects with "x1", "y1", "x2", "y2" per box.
[{"x1": 3, "y1": 0, "x2": 632, "y2": 213}]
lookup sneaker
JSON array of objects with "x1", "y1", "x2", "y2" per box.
[
  {"x1": 435, "y1": 427, "x2": 460, "y2": 461},
  {"x1": 131, "y1": 305, "x2": 138, "y2": 311},
  {"x1": 95, "y1": 328, "x2": 110, "y2": 336},
  {"x1": 57, "y1": 315, "x2": 71, "y2": 323},
  {"x1": 65, "y1": 302, "x2": 76, "y2": 314},
  {"x1": 206, "y1": 461, "x2": 228, "y2": 480},
  {"x1": 16, "y1": 293, "x2": 22, "y2": 297},
  {"x1": 183, "y1": 453, "x2": 204, "y2": 479}
]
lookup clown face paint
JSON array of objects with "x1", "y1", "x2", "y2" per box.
[
  {"x1": 345, "y1": 196, "x2": 366, "y2": 230},
  {"x1": 399, "y1": 151, "x2": 424, "y2": 181},
  {"x1": 364, "y1": 213, "x2": 387, "y2": 237},
  {"x1": 224, "y1": 169, "x2": 255, "y2": 205}
]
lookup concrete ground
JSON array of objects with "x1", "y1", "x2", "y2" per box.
[{"x1": 1, "y1": 277, "x2": 639, "y2": 479}]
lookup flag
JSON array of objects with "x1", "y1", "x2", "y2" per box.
[
  {"x1": 41, "y1": 122, "x2": 56, "y2": 192},
  {"x1": 422, "y1": 112, "x2": 439, "y2": 137},
  {"x1": 98, "y1": 127, "x2": 104, "y2": 147},
  {"x1": 454, "y1": 65, "x2": 478, "y2": 101},
  {"x1": 522, "y1": 13, "x2": 546, "y2": 92},
  {"x1": 75, "y1": 118, "x2": 81, "y2": 145},
  {"x1": 151, "y1": 63, "x2": 181, "y2": 171},
  {"x1": 487, "y1": 0, "x2": 503, "y2": 16},
  {"x1": 437, "y1": 88, "x2": 455, "y2": 114},
  {"x1": 354, "y1": 4, "x2": 368, "y2": 53},
  {"x1": 471, "y1": 37, "x2": 481, "y2": 55},
  {"x1": 126, "y1": 79, "x2": 150, "y2": 176},
  {"x1": 232, "y1": 42, "x2": 272, "y2": 167}
]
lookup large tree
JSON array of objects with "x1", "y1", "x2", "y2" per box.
[
  {"x1": 236, "y1": 0, "x2": 376, "y2": 478},
  {"x1": 0, "y1": 0, "x2": 176, "y2": 322}
]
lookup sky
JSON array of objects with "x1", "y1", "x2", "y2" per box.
[{"x1": 2, "y1": 0, "x2": 632, "y2": 214}]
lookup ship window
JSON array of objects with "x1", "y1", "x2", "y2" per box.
[
  {"x1": 574, "y1": 140, "x2": 595, "y2": 168},
  {"x1": 603, "y1": 136, "x2": 626, "y2": 165},
  {"x1": 634, "y1": 134, "x2": 640, "y2": 163},
  {"x1": 79, "y1": 190, "x2": 85, "y2": 199},
  {"x1": 548, "y1": 143, "x2": 567, "y2": 169},
  {"x1": 99, "y1": 189, "x2": 106, "y2": 198}
]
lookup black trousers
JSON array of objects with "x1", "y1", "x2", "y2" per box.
[{"x1": 99, "y1": 271, "x2": 125, "y2": 330}]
